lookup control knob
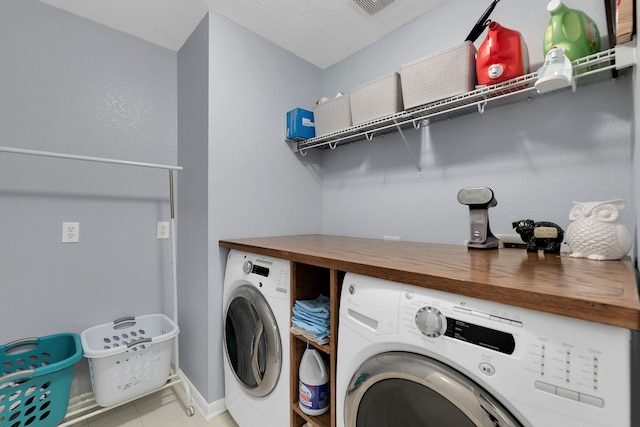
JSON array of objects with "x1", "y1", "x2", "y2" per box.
[
  {"x1": 242, "y1": 260, "x2": 253, "y2": 275},
  {"x1": 415, "y1": 306, "x2": 446, "y2": 337}
]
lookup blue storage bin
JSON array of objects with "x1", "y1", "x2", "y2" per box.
[
  {"x1": 0, "y1": 333, "x2": 82, "y2": 427},
  {"x1": 286, "y1": 108, "x2": 315, "y2": 141}
]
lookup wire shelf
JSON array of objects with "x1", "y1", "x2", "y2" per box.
[{"x1": 295, "y1": 48, "x2": 622, "y2": 155}]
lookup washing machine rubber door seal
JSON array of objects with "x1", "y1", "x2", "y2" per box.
[
  {"x1": 344, "y1": 351, "x2": 523, "y2": 427},
  {"x1": 224, "y1": 283, "x2": 282, "y2": 398}
]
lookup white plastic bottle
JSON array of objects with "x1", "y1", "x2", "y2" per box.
[{"x1": 298, "y1": 344, "x2": 329, "y2": 416}]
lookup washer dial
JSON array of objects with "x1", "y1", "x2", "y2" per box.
[
  {"x1": 242, "y1": 260, "x2": 253, "y2": 275},
  {"x1": 415, "y1": 306, "x2": 447, "y2": 337}
]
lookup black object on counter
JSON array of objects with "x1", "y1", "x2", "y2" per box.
[
  {"x1": 457, "y1": 186, "x2": 499, "y2": 250},
  {"x1": 512, "y1": 219, "x2": 564, "y2": 254}
]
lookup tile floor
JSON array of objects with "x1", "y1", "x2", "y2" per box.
[{"x1": 68, "y1": 387, "x2": 238, "y2": 427}]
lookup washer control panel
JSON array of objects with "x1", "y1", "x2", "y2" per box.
[
  {"x1": 342, "y1": 273, "x2": 632, "y2": 427},
  {"x1": 396, "y1": 282, "x2": 630, "y2": 420},
  {"x1": 236, "y1": 253, "x2": 290, "y2": 299}
]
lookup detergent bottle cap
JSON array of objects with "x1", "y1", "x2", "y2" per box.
[{"x1": 547, "y1": 0, "x2": 563, "y2": 13}]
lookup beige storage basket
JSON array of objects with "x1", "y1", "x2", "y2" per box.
[
  {"x1": 314, "y1": 94, "x2": 352, "y2": 137},
  {"x1": 400, "y1": 41, "x2": 477, "y2": 109},
  {"x1": 350, "y1": 72, "x2": 403, "y2": 126}
]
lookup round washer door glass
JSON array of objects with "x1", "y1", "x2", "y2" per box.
[
  {"x1": 345, "y1": 352, "x2": 523, "y2": 427},
  {"x1": 224, "y1": 284, "x2": 282, "y2": 397}
]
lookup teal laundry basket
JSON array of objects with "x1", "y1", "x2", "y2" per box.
[{"x1": 0, "y1": 333, "x2": 82, "y2": 427}]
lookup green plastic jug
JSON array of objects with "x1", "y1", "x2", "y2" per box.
[{"x1": 543, "y1": 0, "x2": 600, "y2": 61}]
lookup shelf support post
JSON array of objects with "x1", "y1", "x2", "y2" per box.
[{"x1": 394, "y1": 120, "x2": 422, "y2": 174}]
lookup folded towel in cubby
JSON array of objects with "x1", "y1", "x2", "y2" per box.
[{"x1": 291, "y1": 294, "x2": 330, "y2": 340}]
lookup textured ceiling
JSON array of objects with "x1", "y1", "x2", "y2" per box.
[{"x1": 38, "y1": 0, "x2": 443, "y2": 69}]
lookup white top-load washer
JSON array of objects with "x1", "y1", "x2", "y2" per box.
[
  {"x1": 337, "y1": 273, "x2": 631, "y2": 427},
  {"x1": 223, "y1": 250, "x2": 290, "y2": 427}
]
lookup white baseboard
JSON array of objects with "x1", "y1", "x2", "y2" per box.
[{"x1": 177, "y1": 370, "x2": 227, "y2": 421}]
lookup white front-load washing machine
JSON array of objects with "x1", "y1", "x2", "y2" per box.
[
  {"x1": 223, "y1": 250, "x2": 290, "y2": 427},
  {"x1": 337, "y1": 273, "x2": 632, "y2": 427}
]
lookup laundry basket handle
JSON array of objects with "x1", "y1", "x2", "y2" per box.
[
  {"x1": 127, "y1": 338, "x2": 152, "y2": 349},
  {"x1": 4, "y1": 337, "x2": 39, "y2": 355},
  {"x1": 113, "y1": 316, "x2": 136, "y2": 325},
  {"x1": 0, "y1": 369, "x2": 36, "y2": 384}
]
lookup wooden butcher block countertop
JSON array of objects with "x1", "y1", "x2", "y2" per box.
[{"x1": 219, "y1": 234, "x2": 640, "y2": 330}]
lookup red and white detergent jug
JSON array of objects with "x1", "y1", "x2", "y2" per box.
[{"x1": 476, "y1": 21, "x2": 530, "y2": 85}]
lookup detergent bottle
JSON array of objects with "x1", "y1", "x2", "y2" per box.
[
  {"x1": 543, "y1": 0, "x2": 600, "y2": 61},
  {"x1": 298, "y1": 344, "x2": 329, "y2": 416},
  {"x1": 476, "y1": 21, "x2": 530, "y2": 85}
]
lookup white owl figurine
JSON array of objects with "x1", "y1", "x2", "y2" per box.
[{"x1": 566, "y1": 200, "x2": 632, "y2": 260}]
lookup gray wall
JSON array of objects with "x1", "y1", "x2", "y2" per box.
[
  {"x1": 0, "y1": 0, "x2": 177, "y2": 396},
  {"x1": 181, "y1": 12, "x2": 324, "y2": 403},
  {"x1": 177, "y1": 13, "x2": 211, "y2": 402},
  {"x1": 320, "y1": 0, "x2": 633, "y2": 247}
]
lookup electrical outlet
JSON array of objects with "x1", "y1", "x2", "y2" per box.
[
  {"x1": 62, "y1": 222, "x2": 79, "y2": 243},
  {"x1": 157, "y1": 221, "x2": 170, "y2": 239}
]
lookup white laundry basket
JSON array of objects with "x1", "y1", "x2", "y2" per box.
[{"x1": 80, "y1": 313, "x2": 179, "y2": 407}]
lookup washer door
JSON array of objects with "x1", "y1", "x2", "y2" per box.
[
  {"x1": 344, "y1": 352, "x2": 523, "y2": 427},
  {"x1": 224, "y1": 284, "x2": 282, "y2": 397}
]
